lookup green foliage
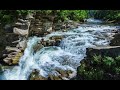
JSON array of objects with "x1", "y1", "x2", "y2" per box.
[
  {"x1": 0, "y1": 10, "x2": 32, "y2": 24},
  {"x1": 93, "y1": 55, "x2": 102, "y2": 63},
  {"x1": 56, "y1": 10, "x2": 88, "y2": 21},
  {"x1": 93, "y1": 10, "x2": 120, "y2": 21},
  {"x1": 1, "y1": 10, "x2": 120, "y2": 24},
  {"x1": 0, "y1": 10, "x2": 88, "y2": 24},
  {"x1": 77, "y1": 55, "x2": 120, "y2": 80},
  {"x1": 103, "y1": 57, "x2": 115, "y2": 67}
]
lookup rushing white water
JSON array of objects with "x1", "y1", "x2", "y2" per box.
[
  {"x1": 86, "y1": 18, "x2": 103, "y2": 23},
  {"x1": 1, "y1": 19, "x2": 120, "y2": 80}
]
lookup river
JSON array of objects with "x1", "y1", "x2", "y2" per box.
[{"x1": 0, "y1": 18, "x2": 120, "y2": 80}]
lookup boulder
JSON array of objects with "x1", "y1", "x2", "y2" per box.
[
  {"x1": 14, "y1": 22, "x2": 29, "y2": 30},
  {"x1": 3, "y1": 50, "x2": 23, "y2": 65},
  {"x1": 110, "y1": 33, "x2": 120, "y2": 46},
  {"x1": 29, "y1": 69, "x2": 47, "y2": 80},
  {"x1": 16, "y1": 39, "x2": 27, "y2": 50},
  {"x1": 13, "y1": 27, "x2": 29, "y2": 36},
  {"x1": 26, "y1": 13, "x2": 34, "y2": 20},
  {"x1": 3, "y1": 57, "x2": 12, "y2": 65},
  {"x1": 29, "y1": 68, "x2": 74, "y2": 80},
  {"x1": 47, "y1": 27, "x2": 52, "y2": 33},
  {"x1": 43, "y1": 22, "x2": 53, "y2": 32},
  {"x1": 49, "y1": 36, "x2": 63, "y2": 40},
  {"x1": 33, "y1": 42, "x2": 44, "y2": 53},
  {"x1": 48, "y1": 75, "x2": 62, "y2": 80}
]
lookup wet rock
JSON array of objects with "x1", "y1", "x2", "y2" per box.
[
  {"x1": 56, "y1": 69, "x2": 69, "y2": 77},
  {"x1": 3, "y1": 50, "x2": 23, "y2": 65},
  {"x1": 54, "y1": 39, "x2": 61, "y2": 46},
  {"x1": 42, "y1": 22, "x2": 53, "y2": 34},
  {"x1": 29, "y1": 68, "x2": 74, "y2": 80},
  {"x1": 54, "y1": 23, "x2": 63, "y2": 31},
  {"x1": 40, "y1": 37, "x2": 62, "y2": 47},
  {"x1": 55, "y1": 68, "x2": 74, "y2": 79},
  {"x1": 29, "y1": 16, "x2": 54, "y2": 37},
  {"x1": 29, "y1": 69, "x2": 47, "y2": 80},
  {"x1": 16, "y1": 39, "x2": 27, "y2": 50},
  {"x1": 111, "y1": 29, "x2": 119, "y2": 33},
  {"x1": 50, "y1": 36, "x2": 63, "y2": 40},
  {"x1": 12, "y1": 51, "x2": 23, "y2": 65},
  {"x1": 33, "y1": 42, "x2": 44, "y2": 53},
  {"x1": 3, "y1": 57, "x2": 12, "y2": 65},
  {"x1": 47, "y1": 27, "x2": 52, "y2": 33},
  {"x1": 110, "y1": 33, "x2": 120, "y2": 46},
  {"x1": 65, "y1": 20, "x2": 80, "y2": 29},
  {"x1": 48, "y1": 75, "x2": 54, "y2": 80},
  {"x1": 49, "y1": 36, "x2": 63, "y2": 46},
  {"x1": 86, "y1": 46, "x2": 120, "y2": 59},
  {"x1": 1, "y1": 46, "x2": 24, "y2": 65},
  {"x1": 47, "y1": 40, "x2": 56, "y2": 46},
  {"x1": 48, "y1": 75, "x2": 62, "y2": 80}
]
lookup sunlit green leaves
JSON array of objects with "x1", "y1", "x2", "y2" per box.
[
  {"x1": 78, "y1": 55, "x2": 120, "y2": 80},
  {"x1": 94, "y1": 10, "x2": 120, "y2": 21},
  {"x1": 103, "y1": 56, "x2": 115, "y2": 67},
  {"x1": 0, "y1": 10, "x2": 89, "y2": 24}
]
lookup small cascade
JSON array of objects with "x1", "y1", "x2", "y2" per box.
[{"x1": 1, "y1": 19, "x2": 120, "y2": 80}]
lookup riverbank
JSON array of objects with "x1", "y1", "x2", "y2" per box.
[
  {"x1": 1, "y1": 11, "x2": 120, "y2": 80},
  {"x1": 1, "y1": 18, "x2": 120, "y2": 80}
]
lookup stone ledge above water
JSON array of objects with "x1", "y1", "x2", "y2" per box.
[{"x1": 86, "y1": 46, "x2": 120, "y2": 59}]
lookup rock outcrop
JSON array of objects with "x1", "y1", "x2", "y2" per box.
[
  {"x1": 29, "y1": 69, "x2": 75, "y2": 80},
  {"x1": 86, "y1": 46, "x2": 120, "y2": 59},
  {"x1": 110, "y1": 33, "x2": 120, "y2": 46},
  {"x1": 2, "y1": 46, "x2": 23, "y2": 65},
  {"x1": 29, "y1": 16, "x2": 53, "y2": 37},
  {"x1": 29, "y1": 13, "x2": 80, "y2": 37},
  {"x1": 0, "y1": 13, "x2": 33, "y2": 65}
]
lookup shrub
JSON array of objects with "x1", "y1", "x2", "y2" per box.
[{"x1": 77, "y1": 55, "x2": 120, "y2": 80}]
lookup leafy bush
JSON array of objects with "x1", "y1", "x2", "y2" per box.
[
  {"x1": 77, "y1": 55, "x2": 120, "y2": 80},
  {"x1": 0, "y1": 10, "x2": 88, "y2": 24},
  {"x1": 93, "y1": 10, "x2": 120, "y2": 21}
]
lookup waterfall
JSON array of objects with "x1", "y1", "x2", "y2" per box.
[
  {"x1": 1, "y1": 19, "x2": 120, "y2": 80},
  {"x1": 88, "y1": 10, "x2": 97, "y2": 18}
]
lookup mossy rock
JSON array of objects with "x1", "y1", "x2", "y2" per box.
[{"x1": 12, "y1": 52, "x2": 23, "y2": 65}]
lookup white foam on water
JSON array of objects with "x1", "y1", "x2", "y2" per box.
[{"x1": 86, "y1": 18, "x2": 103, "y2": 23}]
